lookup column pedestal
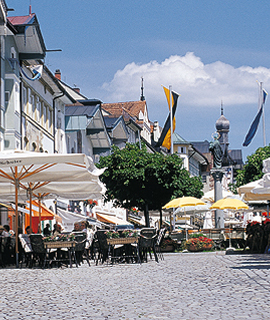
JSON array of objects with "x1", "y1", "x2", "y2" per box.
[{"x1": 211, "y1": 168, "x2": 225, "y2": 229}]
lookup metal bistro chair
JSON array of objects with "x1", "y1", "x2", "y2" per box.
[
  {"x1": 139, "y1": 228, "x2": 158, "y2": 263},
  {"x1": 73, "y1": 232, "x2": 90, "y2": 266},
  {"x1": 18, "y1": 234, "x2": 32, "y2": 268},
  {"x1": 95, "y1": 230, "x2": 109, "y2": 265},
  {"x1": 155, "y1": 228, "x2": 166, "y2": 261},
  {"x1": 29, "y1": 234, "x2": 46, "y2": 267}
]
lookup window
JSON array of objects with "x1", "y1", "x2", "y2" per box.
[
  {"x1": 177, "y1": 146, "x2": 186, "y2": 154},
  {"x1": 43, "y1": 105, "x2": 47, "y2": 128},
  {"x1": 36, "y1": 97, "x2": 40, "y2": 121},
  {"x1": 22, "y1": 87, "x2": 27, "y2": 112},
  {"x1": 31, "y1": 95, "x2": 35, "y2": 119},
  {"x1": 5, "y1": 91, "x2": 10, "y2": 108},
  {"x1": 49, "y1": 109, "x2": 53, "y2": 133},
  {"x1": 11, "y1": 47, "x2": 16, "y2": 59}
]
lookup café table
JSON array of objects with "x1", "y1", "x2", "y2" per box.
[
  {"x1": 43, "y1": 241, "x2": 77, "y2": 268},
  {"x1": 107, "y1": 237, "x2": 141, "y2": 264}
]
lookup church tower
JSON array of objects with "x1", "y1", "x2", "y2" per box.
[{"x1": 215, "y1": 102, "x2": 232, "y2": 166}]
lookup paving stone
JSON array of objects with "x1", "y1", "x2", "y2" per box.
[{"x1": 1, "y1": 253, "x2": 270, "y2": 319}]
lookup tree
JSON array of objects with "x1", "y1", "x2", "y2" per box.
[
  {"x1": 97, "y1": 143, "x2": 203, "y2": 226},
  {"x1": 230, "y1": 145, "x2": 270, "y2": 193}
]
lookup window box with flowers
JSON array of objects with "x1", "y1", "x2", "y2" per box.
[
  {"x1": 84, "y1": 199, "x2": 98, "y2": 212},
  {"x1": 185, "y1": 234, "x2": 214, "y2": 252}
]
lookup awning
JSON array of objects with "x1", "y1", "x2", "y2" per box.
[
  {"x1": 128, "y1": 216, "x2": 145, "y2": 226},
  {"x1": 24, "y1": 200, "x2": 62, "y2": 233},
  {"x1": 96, "y1": 212, "x2": 131, "y2": 225},
  {"x1": 0, "y1": 202, "x2": 12, "y2": 209},
  {"x1": 25, "y1": 200, "x2": 62, "y2": 222},
  {"x1": 57, "y1": 207, "x2": 102, "y2": 232}
]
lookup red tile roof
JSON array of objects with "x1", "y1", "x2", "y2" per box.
[
  {"x1": 101, "y1": 101, "x2": 147, "y2": 121},
  {"x1": 8, "y1": 14, "x2": 35, "y2": 26}
]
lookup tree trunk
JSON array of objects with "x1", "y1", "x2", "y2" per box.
[
  {"x1": 159, "y1": 206, "x2": 162, "y2": 228},
  {"x1": 144, "y1": 203, "x2": 150, "y2": 227}
]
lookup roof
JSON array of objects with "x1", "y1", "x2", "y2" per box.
[
  {"x1": 228, "y1": 149, "x2": 243, "y2": 165},
  {"x1": 65, "y1": 105, "x2": 98, "y2": 117},
  {"x1": 173, "y1": 132, "x2": 190, "y2": 145},
  {"x1": 8, "y1": 14, "x2": 35, "y2": 25},
  {"x1": 101, "y1": 100, "x2": 146, "y2": 120},
  {"x1": 104, "y1": 117, "x2": 119, "y2": 129},
  {"x1": 190, "y1": 140, "x2": 210, "y2": 154},
  {"x1": 7, "y1": 13, "x2": 46, "y2": 59}
]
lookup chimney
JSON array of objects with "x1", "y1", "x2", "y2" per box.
[
  {"x1": 55, "y1": 69, "x2": 61, "y2": 80},
  {"x1": 73, "y1": 87, "x2": 80, "y2": 94},
  {"x1": 153, "y1": 121, "x2": 160, "y2": 142}
]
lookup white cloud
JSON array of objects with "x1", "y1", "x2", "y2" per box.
[{"x1": 101, "y1": 52, "x2": 270, "y2": 109}]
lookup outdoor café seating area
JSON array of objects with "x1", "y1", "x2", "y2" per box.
[{"x1": 0, "y1": 227, "x2": 165, "y2": 268}]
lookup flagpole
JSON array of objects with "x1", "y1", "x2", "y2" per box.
[
  {"x1": 261, "y1": 82, "x2": 266, "y2": 146},
  {"x1": 169, "y1": 85, "x2": 173, "y2": 155}
]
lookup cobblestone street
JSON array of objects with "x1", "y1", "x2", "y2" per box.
[{"x1": 1, "y1": 252, "x2": 270, "y2": 319}]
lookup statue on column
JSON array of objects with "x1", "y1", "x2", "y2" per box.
[{"x1": 209, "y1": 133, "x2": 223, "y2": 169}]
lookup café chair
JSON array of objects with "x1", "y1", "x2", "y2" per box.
[
  {"x1": 19, "y1": 234, "x2": 32, "y2": 267},
  {"x1": 139, "y1": 228, "x2": 158, "y2": 263},
  {"x1": 95, "y1": 230, "x2": 109, "y2": 265},
  {"x1": 155, "y1": 228, "x2": 166, "y2": 261},
  {"x1": 73, "y1": 232, "x2": 90, "y2": 266},
  {"x1": 29, "y1": 234, "x2": 46, "y2": 267}
]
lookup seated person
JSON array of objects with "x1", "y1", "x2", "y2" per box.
[
  {"x1": 53, "y1": 224, "x2": 62, "y2": 235},
  {"x1": 43, "y1": 223, "x2": 51, "y2": 236},
  {"x1": 80, "y1": 221, "x2": 88, "y2": 232},
  {"x1": 72, "y1": 222, "x2": 81, "y2": 232},
  {"x1": 25, "y1": 226, "x2": 33, "y2": 235},
  {"x1": 0, "y1": 225, "x2": 9, "y2": 237}
]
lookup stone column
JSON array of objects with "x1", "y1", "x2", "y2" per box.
[{"x1": 211, "y1": 168, "x2": 225, "y2": 228}]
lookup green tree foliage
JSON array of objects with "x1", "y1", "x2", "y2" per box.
[
  {"x1": 230, "y1": 145, "x2": 270, "y2": 192},
  {"x1": 97, "y1": 143, "x2": 203, "y2": 225}
]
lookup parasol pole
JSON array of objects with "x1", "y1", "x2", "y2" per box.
[
  {"x1": 14, "y1": 168, "x2": 19, "y2": 268},
  {"x1": 38, "y1": 194, "x2": 41, "y2": 233},
  {"x1": 169, "y1": 85, "x2": 173, "y2": 155},
  {"x1": 185, "y1": 208, "x2": 188, "y2": 240},
  {"x1": 29, "y1": 187, "x2": 33, "y2": 233}
]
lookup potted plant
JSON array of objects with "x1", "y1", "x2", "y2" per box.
[
  {"x1": 121, "y1": 230, "x2": 139, "y2": 238},
  {"x1": 185, "y1": 234, "x2": 214, "y2": 252},
  {"x1": 160, "y1": 238, "x2": 178, "y2": 252},
  {"x1": 43, "y1": 233, "x2": 75, "y2": 242}
]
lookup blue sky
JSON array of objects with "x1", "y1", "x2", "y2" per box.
[{"x1": 8, "y1": 0, "x2": 270, "y2": 161}]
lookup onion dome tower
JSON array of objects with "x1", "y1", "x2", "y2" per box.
[{"x1": 215, "y1": 102, "x2": 231, "y2": 166}]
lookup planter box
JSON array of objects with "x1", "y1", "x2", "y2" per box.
[
  {"x1": 187, "y1": 244, "x2": 213, "y2": 252},
  {"x1": 44, "y1": 241, "x2": 75, "y2": 249},
  {"x1": 161, "y1": 245, "x2": 175, "y2": 252},
  {"x1": 107, "y1": 237, "x2": 138, "y2": 245},
  {"x1": 187, "y1": 245, "x2": 204, "y2": 252}
]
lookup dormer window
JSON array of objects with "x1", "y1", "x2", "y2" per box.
[
  {"x1": 11, "y1": 47, "x2": 16, "y2": 59},
  {"x1": 138, "y1": 110, "x2": 144, "y2": 120}
]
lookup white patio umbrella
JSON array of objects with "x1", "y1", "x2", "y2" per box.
[
  {"x1": 237, "y1": 179, "x2": 270, "y2": 201},
  {"x1": 0, "y1": 150, "x2": 105, "y2": 267},
  {"x1": 202, "y1": 189, "x2": 234, "y2": 203}
]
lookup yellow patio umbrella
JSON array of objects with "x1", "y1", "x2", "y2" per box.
[
  {"x1": 210, "y1": 198, "x2": 249, "y2": 210},
  {"x1": 162, "y1": 196, "x2": 206, "y2": 239},
  {"x1": 163, "y1": 196, "x2": 206, "y2": 209},
  {"x1": 210, "y1": 197, "x2": 249, "y2": 249}
]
